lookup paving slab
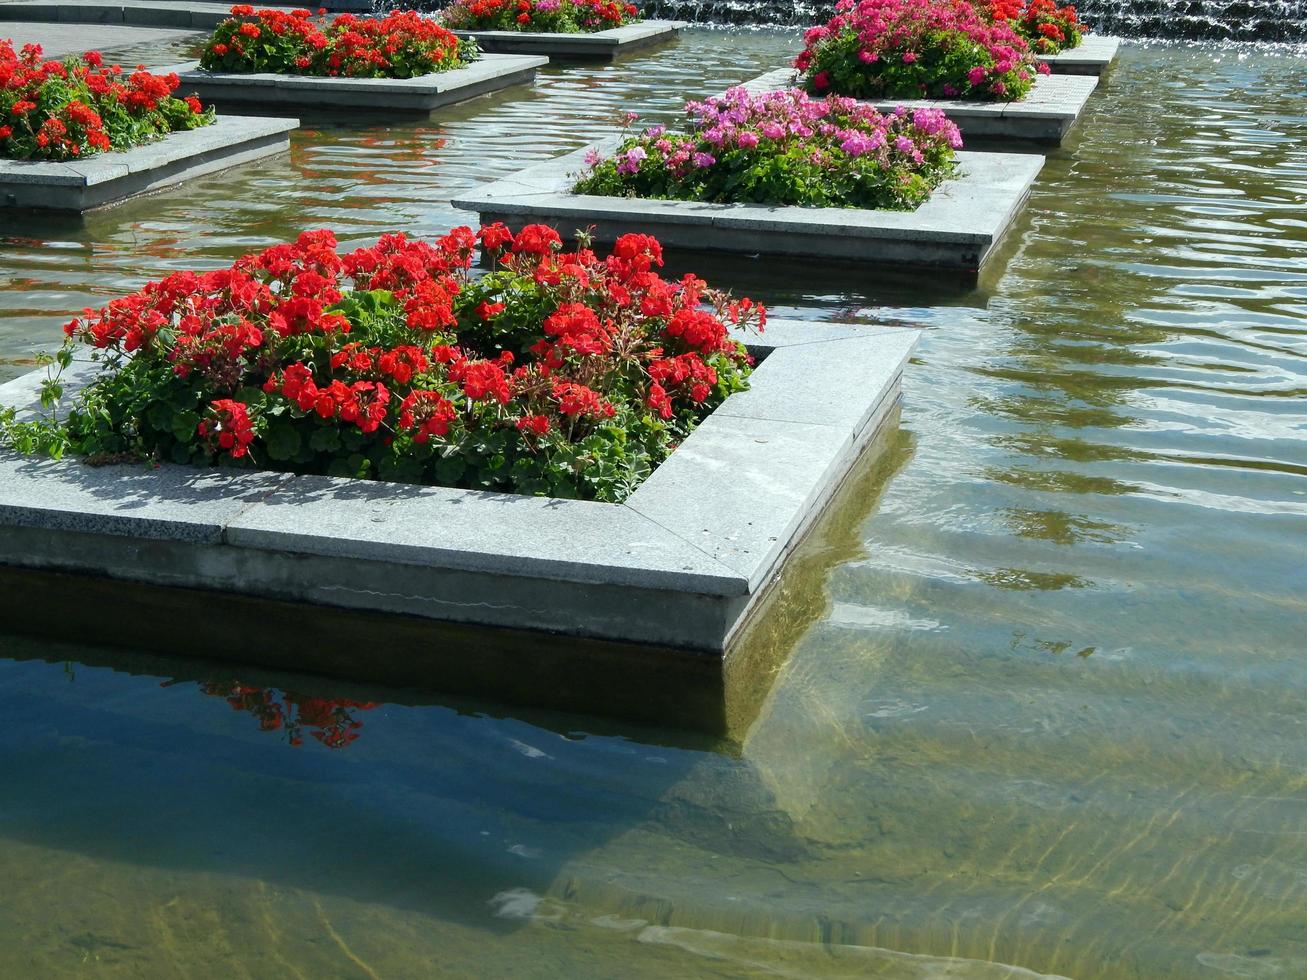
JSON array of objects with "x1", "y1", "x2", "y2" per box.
[
  {"x1": 1038, "y1": 34, "x2": 1122, "y2": 76},
  {"x1": 167, "y1": 53, "x2": 548, "y2": 112},
  {"x1": 0, "y1": 322, "x2": 916, "y2": 655},
  {"x1": 0, "y1": 0, "x2": 367, "y2": 30},
  {"x1": 0, "y1": 453, "x2": 290, "y2": 544},
  {"x1": 452, "y1": 138, "x2": 1044, "y2": 273},
  {"x1": 0, "y1": 21, "x2": 198, "y2": 56},
  {"x1": 0, "y1": 113, "x2": 297, "y2": 211},
  {"x1": 745, "y1": 67, "x2": 1099, "y2": 145},
  {"x1": 450, "y1": 20, "x2": 684, "y2": 59}
]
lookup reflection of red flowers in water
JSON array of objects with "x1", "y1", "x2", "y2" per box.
[{"x1": 199, "y1": 682, "x2": 380, "y2": 748}]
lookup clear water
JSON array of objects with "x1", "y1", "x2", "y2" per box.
[{"x1": 2, "y1": 30, "x2": 1307, "y2": 979}]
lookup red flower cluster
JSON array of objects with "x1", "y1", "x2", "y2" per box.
[
  {"x1": 0, "y1": 40, "x2": 211, "y2": 161},
  {"x1": 795, "y1": 0, "x2": 1048, "y2": 102},
  {"x1": 58, "y1": 225, "x2": 764, "y2": 501},
  {"x1": 200, "y1": 7, "x2": 471, "y2": 79},
  {"x1": 441, "y1": 0, "x2": 638, "y2": 34},
  {"x1": 197, "y1": 399, "x2": 256, "y2": 458},
  {"x1": 990, "y1": 0, "x2": 1086, "y2": 53}
]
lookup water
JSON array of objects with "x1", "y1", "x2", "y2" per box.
[
  {"x1": 637, "y1": 0, "x2": 1307, "y2": 40},
  {"x1": 1073, "y1": 0, "x2": 1307, "y2": 42},
  {"x1": 2, "y1": 29, "x2": 1307, "y2": 979}
]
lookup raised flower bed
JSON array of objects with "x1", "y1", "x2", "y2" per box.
[
  {"x1": 454, "y1": 88, "x2": 1044, "y2": 272},
  {"x1": 0, "y1": 227, "x2": 916, "y2": 655},
  {"x1": 171, "y1": 7, "x2": 546, "y2": 112},
  {"x1": 1035, "y1": 33, "x2": 1119, "y2": 76},
  {"x1": 989, "y1": 0, "x2": 1119, "y2": 75},
  {"x1": 439, "y1": 0, "x2": 684, "y2": 60},
  {"x1": 0, "y1": 39, "x2": 295, "y2": 210},
  {"x1": 794, "y1": 0, "x2": 1098, "y2": 142}
]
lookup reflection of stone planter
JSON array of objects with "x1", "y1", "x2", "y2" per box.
[
  {"x1": 748, "y1": 68, "x2": 1098, "y2": 144},
  {"x1": 0, "y1": 320, "x2": 914, "y2": 656},
  {"x1": 1038, "y1": 35, "x2": 1121, "y2": 76},
  {"x1": 453, "y1": 138, "x2": 1043, "y2": 272},
  {"x1": 166, "y1": 53, "x2": 549, "y2": 113},
  {"x1": 451, "y1": 20, "x2": 685, "y2": 59},
  {"x1": 0, "y1": 114, "x2": 297, "y2": 212}
]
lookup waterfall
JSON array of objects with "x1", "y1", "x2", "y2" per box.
[{"x1": 636, "y1": 0, "x2": 1307, "y2": 40}]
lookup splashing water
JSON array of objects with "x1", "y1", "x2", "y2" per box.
[{"x1": 634, "y1": 0, "x2": 1307, "y2": 40}]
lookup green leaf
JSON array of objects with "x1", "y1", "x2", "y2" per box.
[
  {"x1": 265, "y1": 423, "x2": 302, "y2": 461},
  {"x1": 309, "y1": 426, "x2": 342, "y2": 453},
  {"x1": 434, "y1": 453, "x2": 466, "y2": 484}
]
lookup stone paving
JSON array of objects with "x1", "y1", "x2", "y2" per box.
[{"x1": 0, "y1": 20, "x2": 199, "y2": 59}]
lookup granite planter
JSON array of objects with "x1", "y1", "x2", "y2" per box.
[
  {"x1": 0, "y1": 320, "x2": 914, "y2": 667},
  {"x1": 453, "y1": 137, "x2": 1043, "y2": 273},
  {"x1": 1038, "y1": 35, "x2": 1122, "y2": 76},
  {"x1": 166, "y1": 53, "x2": 549, "y2": 113},
  {"x1": 451, "y1": 20, "x2": 685, "y2": 60},
  {"x1": 745, "y1": 68, "x2": 1099, "y2": 144},
  {"x1": 0, "y1": 114, "x2": 297, "y2": 212}
]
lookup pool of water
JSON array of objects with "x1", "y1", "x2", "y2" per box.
[{"x1": 2, "y1": 29, "x2": 1306, "y2": 979}]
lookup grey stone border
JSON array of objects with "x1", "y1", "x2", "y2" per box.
[
  {"x1": 0, "y1": 320, "x2": 916, "y2": 654},
  {"x1": 0, "y1": 0, "x2": 369, "y2": 29},
  {"x1": 1038, "y1": 34, "x2": 1121, "y2": 76},
  {"x1": 164, "y1": 53, "x2": 549, "y2": 112},
  {"x1": 450, "y1": 20, "x2": 685, "y2": 60},
  {"x1": 452, "y1": 137, "x2": 1044, "y2": 271},
  {"x1": 745, "y1": 67, "x2": 1098, "y2": 144},
  {"x1": 0, "y1": 114, "x2": 297, "y2": 212}
]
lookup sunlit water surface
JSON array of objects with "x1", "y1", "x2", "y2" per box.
[{"x1": 1, "y1": 30, "x2": 1305, "y2": 979}]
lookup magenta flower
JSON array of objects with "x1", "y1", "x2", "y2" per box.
[{"x1": 616, "y1": 145, "x2": 646, "y2": 175}]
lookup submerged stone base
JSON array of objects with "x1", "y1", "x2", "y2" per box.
[
  {"x1": 168, "y1": 54, "x2": 549, "y2": 112},
  {"x1": 452, "y1": 20, "x2": 685, "y2": 59},
  {"x1": 1039, "y1": 35, "x2": 1122, "y2": 76},
  {"x1": 745, "y1": 68, "x2": 1099, "y2": 145},
  {"x1": 0, "y1": 321, "x2": 914, "y2": 664},
  {"x1": 0, "y1": 114, "x2": 297, "y2": 212},
  {"x1": 453, "y1": 140, "x2": 1043, "y2": 272}
]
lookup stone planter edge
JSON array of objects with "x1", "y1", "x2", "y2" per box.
[{"x1": 0, "y1": 320, "x2": 917, "y2": 653}]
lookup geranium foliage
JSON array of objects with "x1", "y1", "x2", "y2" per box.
[
  {"x1": 575, "y1": 88, "x2": 962, "y2": 210},
  {"x1": 989, "y1": 0, "x2": 1085, "y2": 54},
  {"x1": 199, "y1": 6, "x2": 476, "y2": 78},
  {"x1": 795, "y1": 0, "x2": 1048, "y2": 102},
  {"x1": 439, "y1": 0, "x2": 638, "y2": 34},
  {"x1": 0, "y1": 40, "x2": 212, "y2": 161},
  {"x1": 3, "y1": 226, "x2": 763, "y2": 503}
]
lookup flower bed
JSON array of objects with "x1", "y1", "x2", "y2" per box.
[
  {"x1": 440, "y1": 0, "x2": 638, "y2": 34},
  {"x1": 0, "y1": 40, "x2": 213, "y2": 162},
  {"x1": 456, "y1": 135, "x2": 1043, "y2": 270},
  {"x1": 0, "y1": 319, "x2": 916, "y2": 657},
  {"x1": 3, "y1": 226, "x2": 764, "y2": 503},
  {"x1": 989, "y1": 0, "x2": 1084, "y2": 55},
  {"x1": 574, "y1": 88, "x2": 962, "y2": 211},
  {"x1": 795, "y1": 0, "x2": 1048, "y2": 102},
  {"x1": 199, "y1": 6, "x2": 476, "y2": 78}
]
